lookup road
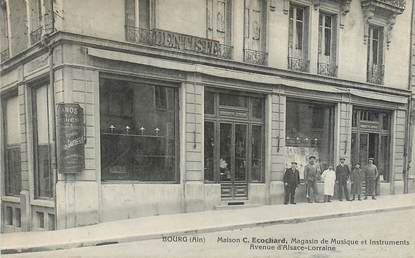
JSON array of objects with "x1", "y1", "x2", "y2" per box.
[{"x1": 4, "y1": 209, "x2": 415, "y2": 258}]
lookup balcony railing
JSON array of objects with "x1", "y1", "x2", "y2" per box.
[
  {"x1": 30, "y1": 27, "x2": 43, "y2": 45},
  {"x1": 1, "y1": 48, "x2": 10, "y2": 62},
  {"x1": 367, "y1": 64, "x2": 385, "y2": 84},
  {"x1": 125, "y1": 26, "x2": 233, "y2": 60},
  {"x1": 243, "y1": 49, "x2": 268, "y2": 66},
  {"x1": 361, "y1": 0, "x2": 406, "y2": 13},
  {"x1": 318, "y1": 62, "x2": 337, "y2": 77},
  {"x1": 288, "y1": 56, "x2": 309, "y2": 72}
]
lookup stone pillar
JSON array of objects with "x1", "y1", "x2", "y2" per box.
[
  {"x1": 183, "y1": 74, "x2": 205, "y2": 212},
  {"x1": 269, "y1": 88, "x2": 286, "y2": 204},
  {"x1": 55, "y1": 66, "x2": 99, "y2": 229},
  {"x1": 391, "y1": 109, "x2": 406, "y2": 194}
]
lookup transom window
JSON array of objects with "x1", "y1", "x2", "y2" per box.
[
  {"x1": 99, "y1": 78, "x2": 179, "y2": 182},
  {"x1": 204, "y1": 90, "x2": 265, "y2": 183}
]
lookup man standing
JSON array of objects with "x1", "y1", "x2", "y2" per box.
[
  {"x1": 283, "y1": 161, "x2": 300, "y2": 204},
  {"x1": 364, "y1": 158, "x2": 378, "y2": 200},
  {"x1": 304, "y1": 156, "x2": 320, "y2": 203},
  {"x1": 335, "y1": 157, "x2": 351, "y2": 201}
]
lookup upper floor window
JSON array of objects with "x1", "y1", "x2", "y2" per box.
[
  {"x1": 28, "y1": 0, "x2": 43, "y2": 44},
  {"x1": 367, "y1": 25, "x2": 384, "y2": 84},
  {"x1": 207, "y1": 0, "x2": 232, "y2": 46},
  {"x1": 288, "y1": 4, "x2": 309, "y2": 72},
  {"x1": 100, "y1": 78, "x2": 179, "y2": 182},
  {"x1": 125, "y1": 0, "x2": 155, "y2": 42},
  {"x1": 318, "y1": 13, "x2": 337, "y2": 77},
  {"x1": 0, "y1": 0, "x2": 9, "y2": 62},
  {"x1": 2, "y1": 93, "x2": 21, "y2": 196},
  {"x1": 244, "y1": 0, "x2": 267, "y2": 65}
]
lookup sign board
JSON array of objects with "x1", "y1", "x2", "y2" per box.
[{"x1": 57, "y1": 103, "x2": 85, "y2": 173}]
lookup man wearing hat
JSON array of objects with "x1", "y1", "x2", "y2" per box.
[
  {"x1": 304, "y1": 156, "x2": 320, "y2": 203},
  {"x1": 364, "y1": 158, "x2": 378, "y2": 200},
  {"x1": 283, "y1": 161, "x2": 300, "y2": 204},
  {"x1": 335, "y1": 157, "x2": 351, "y2": 201}
]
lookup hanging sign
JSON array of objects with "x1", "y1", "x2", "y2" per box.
[{"x1": 57, "y1": 103, "x2": 85, "y2": 173}]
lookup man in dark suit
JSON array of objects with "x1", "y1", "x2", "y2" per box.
[
  {"x1": 335, "y1": 157, "x2": 351, "y2": 201},
  {"x1": 283, "y1": 161, "x2": 300, "y2": 204}
]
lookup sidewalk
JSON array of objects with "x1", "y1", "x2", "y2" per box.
[{"x1": 2, "y1": 193, "x2": 415, "y2": 255}]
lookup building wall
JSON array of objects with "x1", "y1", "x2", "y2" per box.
[{"x1": 52, "y1": 0, "x2": 411, "y2": 89}]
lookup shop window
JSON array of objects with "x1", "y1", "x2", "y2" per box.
[
  {"x1": 318, "y1": 12, "x2": 337, "y2": 77},
  {"x1": 288, "y1": 4, "x2": 309, "y2": 72},
  {"x1": 15, "y1": 208, "x2": 21, "y2": 227},
  {"x1": 204, "y1": 90, "x2": 265, "y2": 183},
  {"x1": 100, "y1": 78, "x2": 179, "y2": 182},
  {"x1": 207, "y1": 0, "x2": 232, "y2": 45},
  {"x1": 36, "y1": 211, "x2": 44, "y2": 228},
  {"x1": 32, "y1": 84, "x2": 53, "y2": 198},
  {"x1": 48, "y1": 213, "x2": 55, "y2": 230},
  {"x1": 285, "y1": 100, "x2": 334, "y2": 171},
  {"x1": 2, "y1": 93, "x2": 21, "y2": 196}
]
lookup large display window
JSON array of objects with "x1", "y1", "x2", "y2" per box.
[
  {"x1": 100, "y1": 78, "x2": 179, "y2": 182},
  {"x1": 285, "y1": 99, "x2": 335, "y2": 176}
]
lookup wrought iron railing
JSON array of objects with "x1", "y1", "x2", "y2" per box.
[
  {"x1": 1, "y1": 48, "x2": 10, "y2": 62},
  {"x1": 318, "y1": 62, "x2": 337, "y2": 77},
  {"x1": 374, "y1": 0, "x2": 405, "y2": 9},
  {"x1": 30, "y1": 27, "x2": 43, "y2": 45},
  {"x1": 243, "y1": 49, "x2": 268, "y2": 66},
  {"x1": 288, "y1": 56, "x2": 309, "y2": 72},
  {"x1": 367, "y1": 63, "x2": 385, "y2": 84},
  {"x1": 125, "y1": 26, "x2": 233, "y2": 60}
]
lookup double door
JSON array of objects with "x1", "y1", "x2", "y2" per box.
[{"x1": 219, "y1": 122, "x2": 249, "y2": 199}]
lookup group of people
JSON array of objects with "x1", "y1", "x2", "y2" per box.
[{"x1": 283, "y1": 156, "x2": 379, "y2": 205}]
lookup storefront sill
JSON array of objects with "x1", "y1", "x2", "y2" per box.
[{"x1": 101, "y1": 180, "x2": 180, "y2": 185}]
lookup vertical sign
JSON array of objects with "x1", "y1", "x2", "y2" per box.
[{"x1": 57, "y1": 103, "x2": 85, "y2": 173}]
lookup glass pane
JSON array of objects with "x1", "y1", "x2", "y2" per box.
[
  {"x1": 296, "y1": 21, "x2": 303, "y2": 50},
  {"x1": 324, "y1": 28, "x2": 331, "y2": 56},
  {"x1": 5, "y1": 96, "x2": 20, "y2": 144},
  {"x1": 235, "y1": 124, "x2": 247, "y2": 181},
  {"x1": 296, "y1": 8, "x2": 303, "y2": 21},
  {"x1": 219, "y1": 123, "x2": 232, "y2": 181},
  {"x1": 100, "y1": 79, "x2": 177, "y2": 181},
  {"x1": 372, "y1": 38, "x2": 378, "y2": 64},
  {"x1": 351, "y1": 133, "x2": 358, "y2": 166},
  {"x1": 325, "y1": 15, "x2": 331, "y2": 28},
  {"x1": 34, "y1": 85, "x2": 52, "y2": 198},
  {"x1": 380, "y1": 136, "x2": 390, "y2": 182},
  {"x1": 359, "y1": 134, "x2": 368, "y2": 167},
  {"x1": 251, "y1": 125, "x2": 262, "y2": 181},
  {"x1": 382, "y1": 113, "x2": 390, "y2": 130},
  {"x1": 204, "y1": 91, "x2": 215, "y2": 114},
  {"x1": 204, "y1": 122, "x2": 215, "y2": 181},
  {"x1": 219, "y1": 93, "x2": 248, "y2": 107},
  {"x1": 251, "y1": 97, "x2": 263, "y2": 119}
]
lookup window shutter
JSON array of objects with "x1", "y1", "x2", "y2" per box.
[{"x1": 125, "y1": 0, "x2": 136, "y2": 28}]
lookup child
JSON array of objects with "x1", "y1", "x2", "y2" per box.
[
  {"x1": 321, "y1": 166, "x2": 336, "y2": 202},
  {"x1": 351, "y1": 163, "x2": 363, "y2": 201}
]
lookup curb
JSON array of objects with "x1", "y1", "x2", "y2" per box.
[{"x1": 2, "y1": 204, "x2": 415, "y2": 255}]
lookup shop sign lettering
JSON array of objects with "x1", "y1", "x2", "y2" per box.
[{"x1": 57, "y1": 103, "x2": 85, "y2": 173}]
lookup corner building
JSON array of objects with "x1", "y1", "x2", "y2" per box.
[{"x1": 1, "y1": 0, "x2": 414, "y2": 232}]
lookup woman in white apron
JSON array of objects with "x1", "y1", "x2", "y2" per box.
[{"x1": 321, "y1": 166, "x2": 336, "y2": 202}]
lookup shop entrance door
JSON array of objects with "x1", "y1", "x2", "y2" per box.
[
  {"x1": 358, "y1": 133, "x2": 379, "y2": 168},
  {"x1": 219, "y1": 122, "x2": 248, "y2": 199}
]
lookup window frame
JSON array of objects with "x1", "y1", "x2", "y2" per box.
[
  {"x1": 206, "y1": 0, "x2": 232, "y2": 46},
  {"x1": 99, "y1": 76, "x2": 180, "y2": 183},
  {"x1": 288, "y1": 4, "x2": 309, "y2": 60},
  {"x1": 31, "y1": 83, "x2": 54, "y2": 200},
  {"x1": 1, "y1": 90, "x2": 22, "y2": 197}
]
